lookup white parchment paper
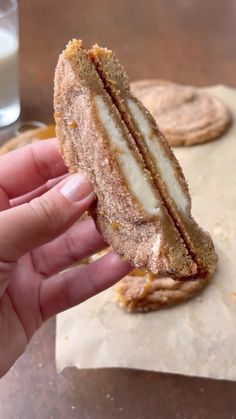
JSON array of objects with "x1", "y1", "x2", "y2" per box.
[{"x1": 56, "y1": 86, "x2": 236, "y2": 380}]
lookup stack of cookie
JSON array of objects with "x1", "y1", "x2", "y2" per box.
[
  {"x1": 1, "y1": 57, "x2": 230, "y2": 313},
  {"x1": 54, "y1": 40, "x2": 231, "y2": 313}
]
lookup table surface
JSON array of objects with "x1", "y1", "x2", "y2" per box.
[{"x1": 1, "y1": 0, "x2": 236, "y2": 418}]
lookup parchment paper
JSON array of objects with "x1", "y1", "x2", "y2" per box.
[{"x1": 56, "y1": 85, "x2": 236, "y2": 380}]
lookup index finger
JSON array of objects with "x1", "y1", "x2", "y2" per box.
[
  {"x1": 0, "y1": 138, "x2": 67, "y2": 199},
  {"x1": 40, "y1": 251, "x2": 132, "y2": 320}
]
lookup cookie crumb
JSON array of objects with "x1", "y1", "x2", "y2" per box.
[
  {"x1": 68, "y1": 120, "x2": 78, "y2": 128},
  {"x1": 111, "y1": 221, "x2": 120, "y2": 231}
]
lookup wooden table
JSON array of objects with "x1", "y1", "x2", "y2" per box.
[{"x1": 0, "y1": 0, "x2": 236, "y2": 417}]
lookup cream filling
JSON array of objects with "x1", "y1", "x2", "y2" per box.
[
  {"x1": 151, "y1": 234, "x2": 161, "y2": 257},
  {"x1": 94, "y1": 95, "x2": 162, "y2": 216},
  {"x1": 127, "y1": 99, "x2": 189, "y2": 213}
]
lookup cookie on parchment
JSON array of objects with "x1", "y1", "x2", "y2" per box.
[
  {"x1": 89, "y1": 251, "x2": 210, "y2": 313},
  {"x1": 131, "y1": 79, "x2": 231, "y2": 146},
  {"x1": 114, "y1": 271, "x2": 209, "y2": 312}
]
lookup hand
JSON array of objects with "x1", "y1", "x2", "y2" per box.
[{"x1": 0, "y1": 138, "x2": 131, "y2": 377}]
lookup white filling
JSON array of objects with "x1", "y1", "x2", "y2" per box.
[
  {"x1": 94, "y1": 95, "x2": 162, "y2": 216},
  {"x1": 127, "y1": 99, "x2": 188, "y2": 213},
  {"x1": 151, "y1": 234, "x2": 161, "y2": 257}
]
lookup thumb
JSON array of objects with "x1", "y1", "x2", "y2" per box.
[{"x1": 0, "y1": 173, "x2": 96, "y2": 263}]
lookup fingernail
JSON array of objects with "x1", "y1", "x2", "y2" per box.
[{"x1": 59, "y1": 173, "x2": 95, "y2": 202}]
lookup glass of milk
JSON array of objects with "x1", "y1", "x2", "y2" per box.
[{"x1": 0, "y1": 0, "x2": 20, "y2": 127}]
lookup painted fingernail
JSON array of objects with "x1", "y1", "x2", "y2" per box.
[{"x1": 59, "y1": 173, "x2": 95, "y2": 202}]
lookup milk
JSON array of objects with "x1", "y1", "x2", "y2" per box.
[{"x1": 0, "y1": 27, "x2": 19, "y2": 123}]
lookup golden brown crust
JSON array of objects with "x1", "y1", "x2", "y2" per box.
[
  {"x1": 131, "y1": 79, "x2": 231, "y2": 146},
  {"x1": 89, "y1": 46, "x2": 217, "y2": 278},
  {"x1": 54, "y1": 40, "x2": 197, "y2": 278}
]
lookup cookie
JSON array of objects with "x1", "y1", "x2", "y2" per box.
[
  {"x1": 88, "y1": 250, "x2": 210, "y2": 312},
  {"x1": 114, "y1": 270, "x2": 209, "y2": 312},
  {"x1": 131, "y1": 79, "x2": 231, "y2": 146},
  {"x1": 0, "y1": 125, "x2": 55, "y2": 155}
]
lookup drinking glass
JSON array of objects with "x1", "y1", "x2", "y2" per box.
[{"x1": 0, "y1": 0, "x2": 20, "y2": 127}]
